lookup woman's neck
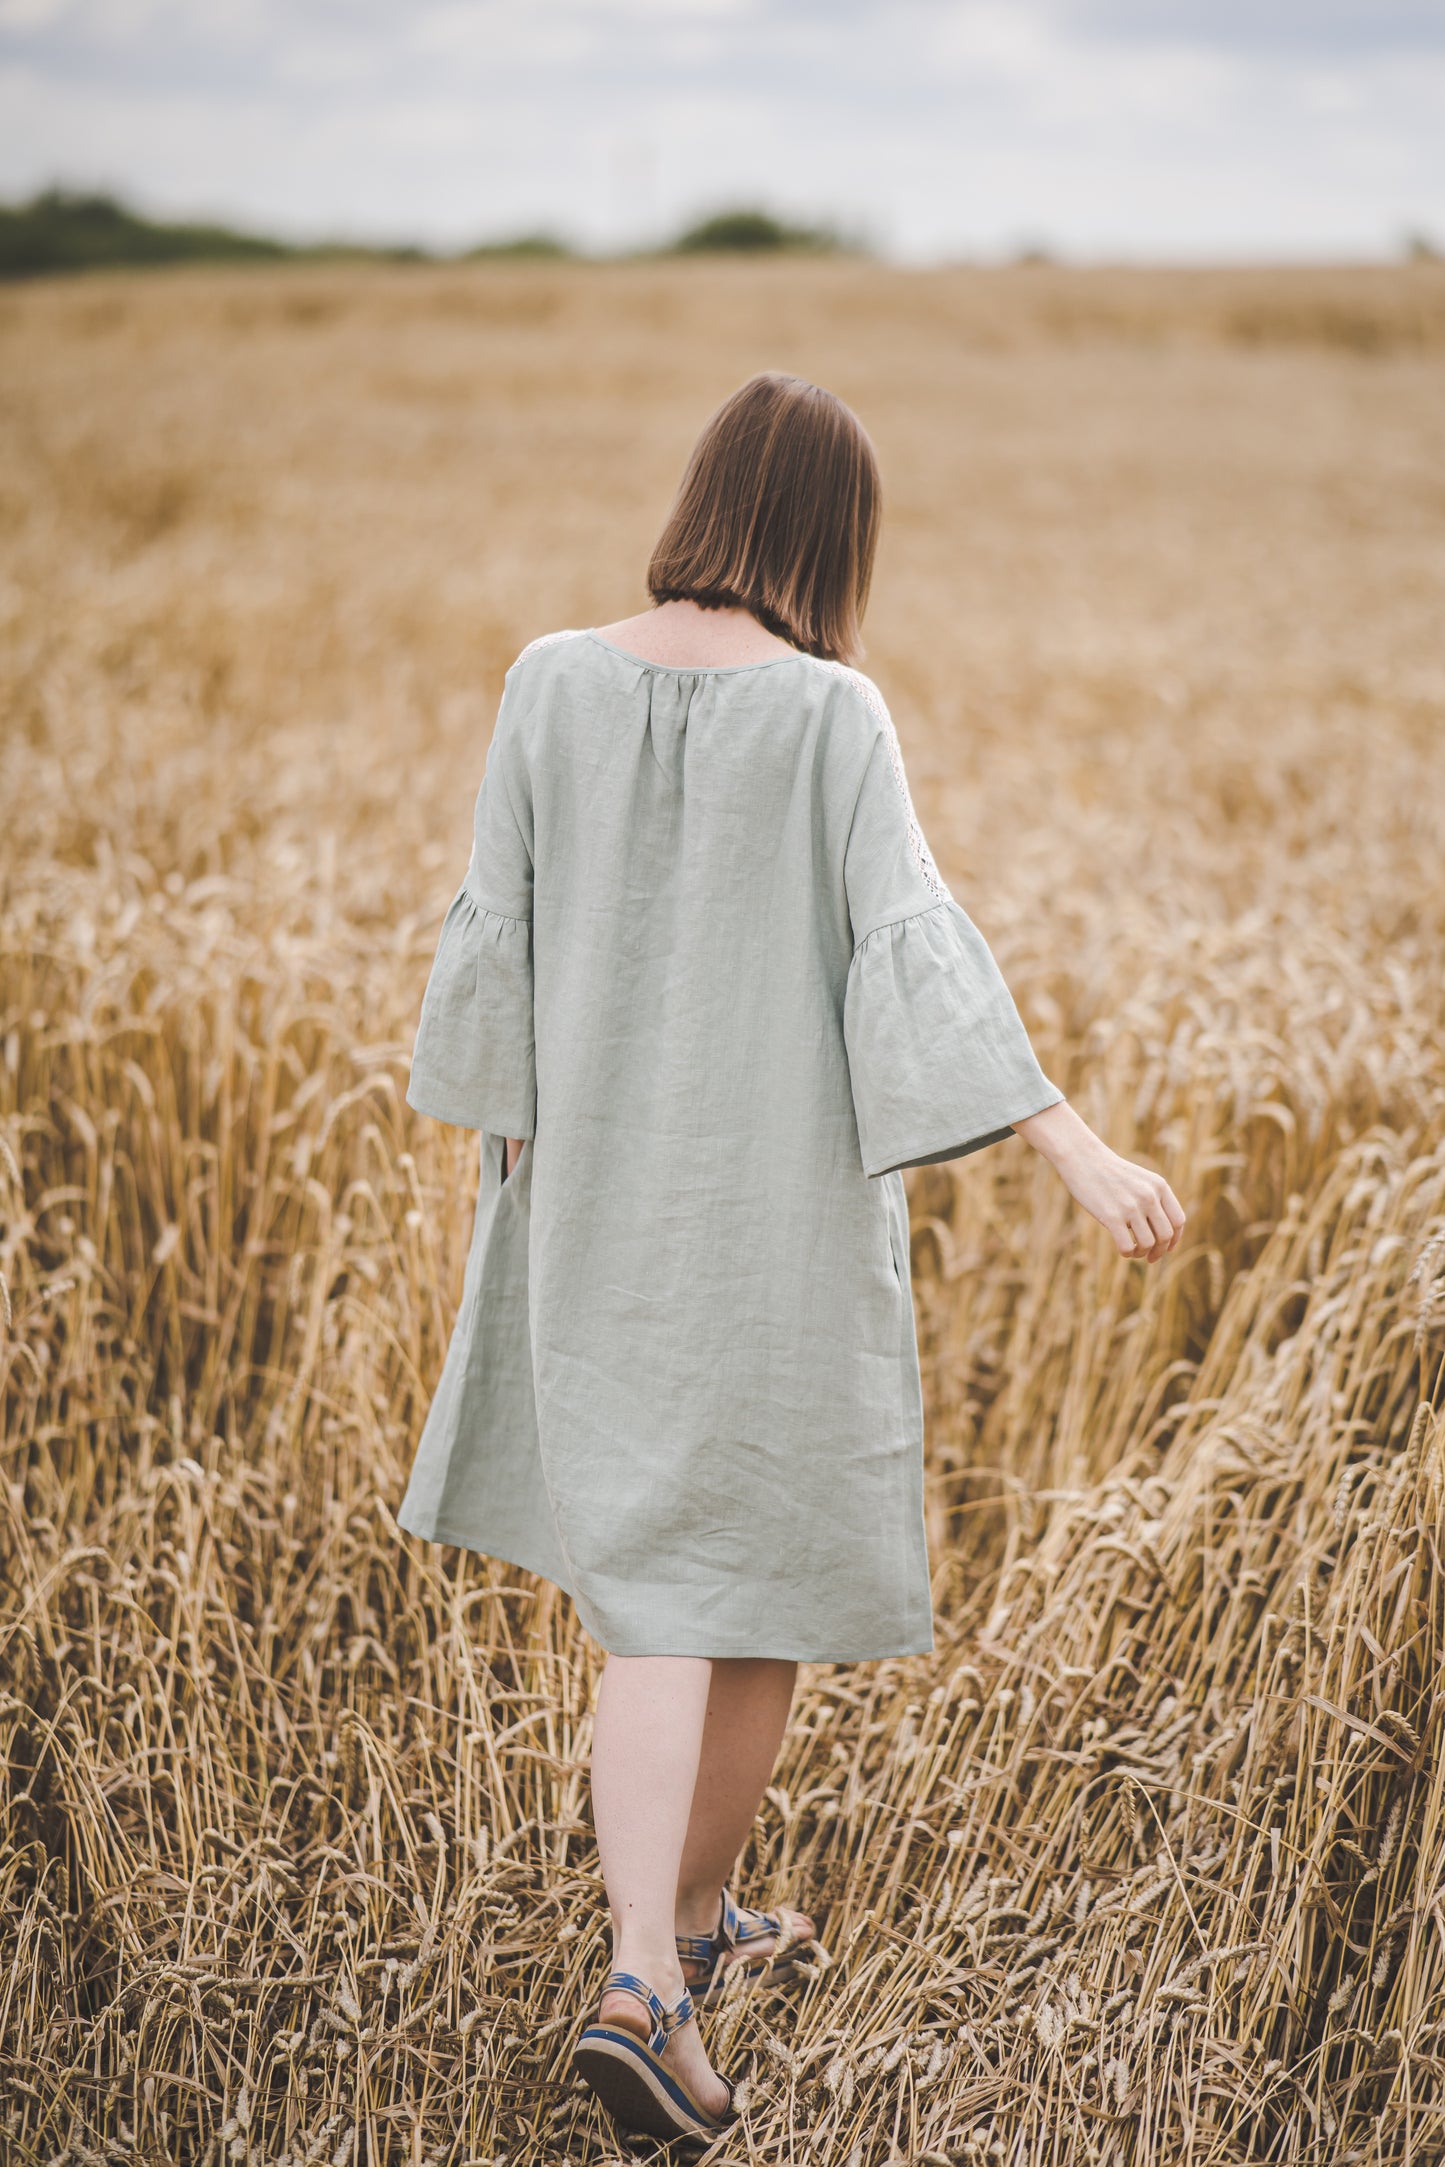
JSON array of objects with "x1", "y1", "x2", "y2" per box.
[{"x1": 591, "y1": 599, "x2": 797, "y2": 668}]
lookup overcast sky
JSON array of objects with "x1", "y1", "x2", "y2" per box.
[{"x1": 1, "y1": 1, "x2": 1441, "y2": 261}]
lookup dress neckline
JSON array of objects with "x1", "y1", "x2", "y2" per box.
[{"x1": 585, "y1": 629, "x2": 806, "y2": 677}]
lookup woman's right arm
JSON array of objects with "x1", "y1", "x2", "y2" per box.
[{"x1": 1012, "y1": 1099, "x2": 1184, "y2": 1262}]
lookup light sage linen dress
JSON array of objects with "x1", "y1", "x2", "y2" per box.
[{"x1": 397, "y1": 628, "x2": 1062, "y2": 1660}]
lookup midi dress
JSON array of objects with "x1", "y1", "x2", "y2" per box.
[{"x1": 397, "y1": 628, "x2": 1062, "y2": 1661}]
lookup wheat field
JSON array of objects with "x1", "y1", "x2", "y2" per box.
[{"x1": 2, "y1": 257, "x2": 1444, "y2": 2166}]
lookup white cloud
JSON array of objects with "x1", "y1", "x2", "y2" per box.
[
  {"x1": 932, "y1": 5, "x2": 1061, "y2": 76},
  {"x1": 0, "y1": 0, "x2": 71, "y2": 27}
]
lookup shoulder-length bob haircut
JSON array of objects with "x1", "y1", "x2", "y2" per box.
[{"x1": 647, "y1": 372, "x2": 880, "y2": 665}]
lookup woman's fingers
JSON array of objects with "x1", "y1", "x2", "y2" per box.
[
  {"x1": 1144, "y1": 1201, "x2": 1176, "y2": 1250},
  {"x1": 1114, "y1": 1172, "x2": 1186, "y2": 1261},
  {"x1": 1059, "y1": 1133, "x2": 1186, "y2": 1262},
  {"x1": 1159, "y1": 1185, "x2": 1186, "y2": 1253}
]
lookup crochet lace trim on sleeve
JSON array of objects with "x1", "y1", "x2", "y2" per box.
[
  {"x1": 813, "y1": 660, "x2": 951, "y2": 903},
  {"x1": 513, "y1": 627, "x2": 588, "y2": 665}
]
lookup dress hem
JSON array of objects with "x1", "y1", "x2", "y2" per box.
[
  {"x1": 397, "y1": 1509, "x2": 935, "y2": 1663},
  {"x1": 404, "y1": 1073, "x2": 535, "y2": 1137},
  {"x1": 863, "y1": 1081, "x2": 1065, "y2": 1178}
]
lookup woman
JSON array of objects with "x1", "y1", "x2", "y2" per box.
[{"x1": 399, "y1": 372, "x2": 1184, "y2": 2141}]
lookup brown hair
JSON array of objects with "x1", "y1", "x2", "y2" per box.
[{"x1": 646, "y1": 372, "x2": 880, "y2": 665}]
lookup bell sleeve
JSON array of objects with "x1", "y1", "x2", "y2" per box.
[
  {"x1": 842, "y1": 712, "x2": 1063, "y2": 1178},
  {"x1": 405, "y1": 698, "x2": 536, "y2": 1138}
]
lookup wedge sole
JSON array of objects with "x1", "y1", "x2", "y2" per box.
[{"x1": 573, "y1": 2027, "x2": 733, "y2": 2144}]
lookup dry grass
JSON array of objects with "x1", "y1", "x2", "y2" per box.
[{"x1": 2, "y1": 258, "x2": 1444, "y2": 2165}]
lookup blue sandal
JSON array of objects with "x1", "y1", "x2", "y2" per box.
[
  {"x1": 573, "y1": 1970, "x2": 738, "y2": 2143},
  {"x1": 677, "y1": 1886, "x2": 822, "y2": 2006}
]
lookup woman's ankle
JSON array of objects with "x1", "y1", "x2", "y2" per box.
[
  {"x1": 674, "y1": 1881, "x2": 724, "y2": 1939},
  {"x1": 608, "y1": 1932, "x2": 688, "y2": 2003}
]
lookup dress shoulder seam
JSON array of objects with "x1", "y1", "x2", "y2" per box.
[
  {"x1": 807, "y1": 658, "x2": 951, "y2": 904},
  {"x1": 510, "y1": 627, "x2": 588, "y2": 668}
]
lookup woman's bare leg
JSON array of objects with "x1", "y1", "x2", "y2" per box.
[
  {"x1": 675, "y1": 1658, "x2": 815, "y2": 1972},
  {"x1": 590, "y1": 1654, "x2": 730, "y2": 2114}
]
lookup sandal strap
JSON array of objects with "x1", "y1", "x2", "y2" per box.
[
  {"x1": 677, "y1": 1886, "x2": 790, "y2": 1990},
  {"x1": 720, "y1": 1885, "x2": 784, "y2": 1954},
  {"x1": 601, "y1": 1969, "x2": 694, "y2": 2056}
]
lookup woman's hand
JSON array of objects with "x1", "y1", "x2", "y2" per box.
[
  {"x1": 504, "y1": 1136, "x2": 526, "y2": 1178},
  {"x1": 1013, "y1": 1100, "x2": 1185, "y2": 1262}
]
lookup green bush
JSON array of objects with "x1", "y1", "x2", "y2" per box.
[
  {"x1": 0, "y1": 189, "x2": 294, "y2": 278},
  {"x1": 463, "y1": 232, "x2": 574, "y2": 260},
  {"x1": 668, "y1": 208, "x2": 846, "y2": 255}
]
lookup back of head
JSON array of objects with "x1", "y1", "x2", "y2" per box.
[{"x1": 647, "y1": 372, "x2": 880, "y2": 665}]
